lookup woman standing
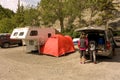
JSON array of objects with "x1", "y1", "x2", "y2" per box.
[{"x1": 78, "y1": 33, "x2": 88, "y2": 64}]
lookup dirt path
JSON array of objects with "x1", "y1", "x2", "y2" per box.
[{"x1": 0, "y1": 46, "x2": 120, "y2": 80}]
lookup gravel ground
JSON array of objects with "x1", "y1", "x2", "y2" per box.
[{"x1": 0, "y1": 46, "x2": 120, "y2": 80}]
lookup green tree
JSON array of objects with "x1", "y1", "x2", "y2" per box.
[
  {"x1": 98, "y1": 0, "x2": 119, "y2": 25},
  {"x1": 38, "y1": 0, "x2": 119, "y2": 35},
  {"x1": 0, "y1": 5, "x2": 15, "y2": 33},
  {"x1": 83, "y1": 0, "x2": 118, "y2": 26},
  {"x1": 0, "y1": 18, "x2": 15, "y2": 33},
  {"x1": 23, "y1": 7, "x2": 40, "y2": 26},
  {"x1": 39, "y1": 0, "x2": 69, "y2": 32},
  {"x1": 14, "y1": 5, "x2": 24, "y2": 27},
  {"x1": 0, "y1": 5, "x2": 14, "y2": 20}
]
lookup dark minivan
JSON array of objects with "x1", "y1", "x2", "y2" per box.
[{"x1": 75, "y1": 26, "x2": 116, "y2": 58}]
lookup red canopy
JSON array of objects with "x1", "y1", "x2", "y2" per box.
[{"x1": 40, "y1": 34, "x2": 75, "y2": 57}]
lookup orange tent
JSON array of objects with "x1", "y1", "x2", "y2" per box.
[{"x1": 40, "y1": 34, "x2": 75, "y2": 57}]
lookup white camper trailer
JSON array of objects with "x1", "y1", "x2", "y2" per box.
[{"x1": 10, "y1": 27, "x2": 59, "y2": 52}]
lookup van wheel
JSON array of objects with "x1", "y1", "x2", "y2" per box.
[
  {"x1": 112, "y1": 48, "x2": 116, "y2": 56},
  {"x1": 108, "y1": 48, "x2": 114, "y2": 59},
  {"x1": 108, "y1": 53, "x2": 113, "y2": 59},
  {"x1": 2, "y1": 43, "x2": 10, "y2": 48}
]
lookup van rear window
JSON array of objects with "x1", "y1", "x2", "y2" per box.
[{"x1": 30, "y1": 30, "x2": 38, "y2": 36}]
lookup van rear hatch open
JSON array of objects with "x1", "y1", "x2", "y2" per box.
[{"x1": 75, "y1": 26, "x2": 108, "y2": 54}]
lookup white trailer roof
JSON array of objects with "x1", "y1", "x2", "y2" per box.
[{"x1": 10, "y1": 27, "x2": 29, "y2": 39}]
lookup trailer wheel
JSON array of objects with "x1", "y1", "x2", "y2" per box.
[{"x1": 18, "y1": 42, "x2": 23, "y2": 46}]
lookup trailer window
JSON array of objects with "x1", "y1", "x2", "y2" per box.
[
  {"x1": 13, "y1": 32, "x2": 18, "y2": 36},
  {"x1": 19, "y1": 32, "x2": 24, "y2": 36},
  {"x1": 30, "y1": 30, "x2": 38, "y2": 36},
  {"x1": 48, "y1": 33, "x2": 51, "y2": 38}
]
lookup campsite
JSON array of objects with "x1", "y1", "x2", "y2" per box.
[{"x1": 0, "y1": 0, "x2": 120, "y2": 80}]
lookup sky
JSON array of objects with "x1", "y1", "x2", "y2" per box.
[{"x1": 0, "y1": 0, "x2": 40, "y2": 12}]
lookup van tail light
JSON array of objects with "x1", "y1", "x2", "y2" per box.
[{"x1": 106, "y1": 41, "x2": 111, "y2": 50}]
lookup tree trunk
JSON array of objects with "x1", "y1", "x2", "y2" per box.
[{"x1": 59, "y1": 17, "x2": 64, "y2": 33}]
